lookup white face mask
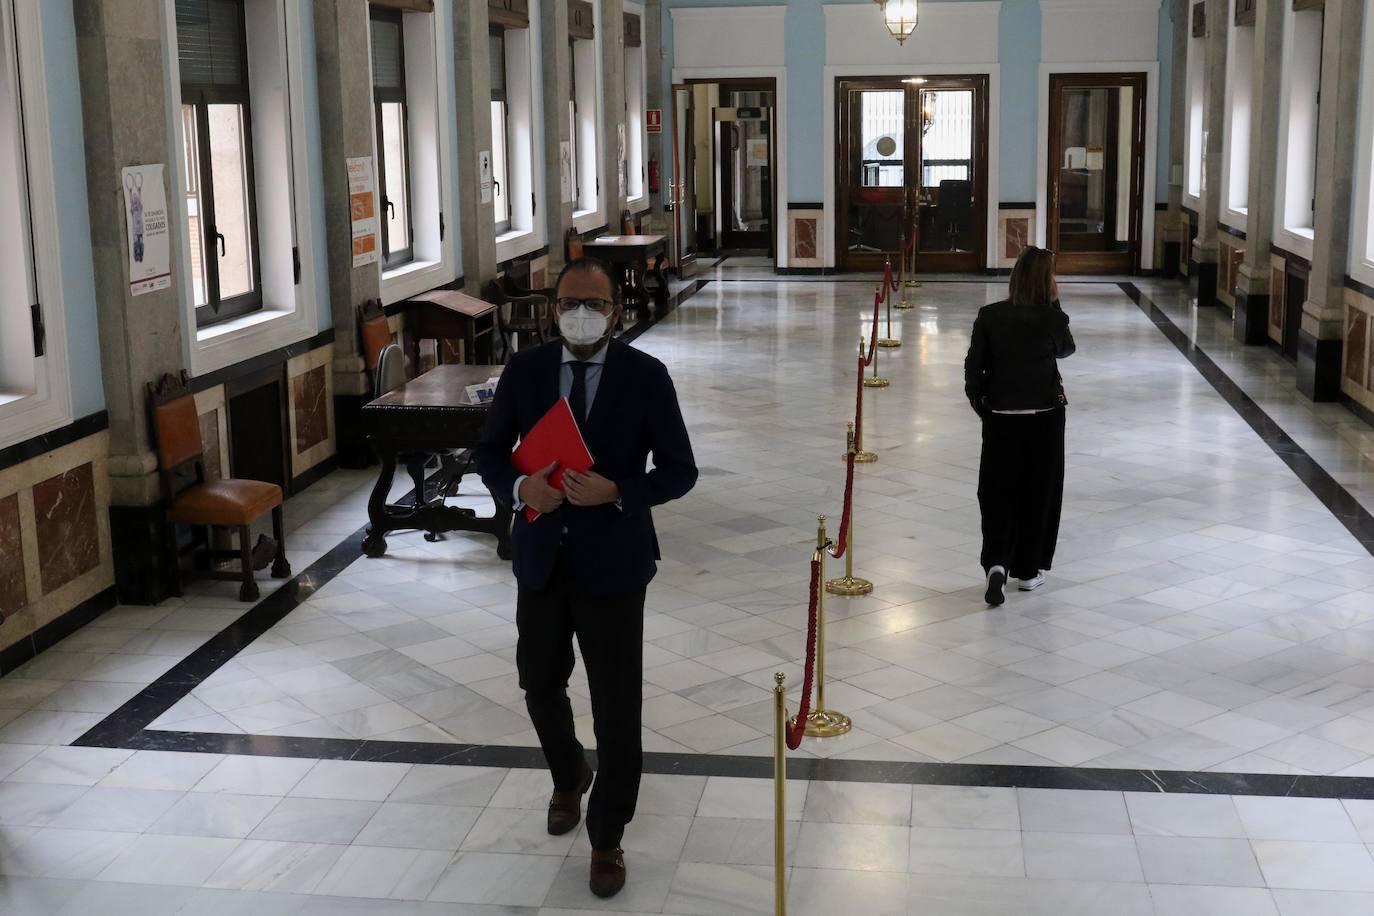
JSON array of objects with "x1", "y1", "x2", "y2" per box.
[{"x1": 559, "y1": 310, "x2": 610, "y2": 346}]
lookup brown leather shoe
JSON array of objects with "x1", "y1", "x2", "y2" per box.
[
  {"x1": 589, "y1": 847, "x2": 626, "y2": 898},
  {"x1": 547, "y1": 765, "x2": 593, "y2": 836}
]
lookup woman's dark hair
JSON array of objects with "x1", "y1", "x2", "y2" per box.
[
  {"x1": 1008, "y1": 247, "x2": 1056, "y2": 307},
  {"x1": 555, "y1": 257, "x2": 621, "y2": 306}
]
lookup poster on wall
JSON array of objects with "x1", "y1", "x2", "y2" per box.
[
  {"x1": 617, "y1": 124, "x2": 627, "y2": 198},
  {"x1": 560, "y1": 141, "x2": 575, "y2": 204},
  {"x1": 122, "y1": 164, "x2": 171, "y2": 296},
  {"x1": 347, "y1": 156, "x2": 378, "y2": 267},
  {"x1": 479, "y1": 151, "x2": 493, "y2": 204},
  {"x1": 646, "y1": 109, "x2": 662, "y2": 134}
]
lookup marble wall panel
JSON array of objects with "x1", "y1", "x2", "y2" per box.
[
  {"x1": 293, "y1": 365, "x2": 328, "y2": 454},
  {"x1": 32, "y1": 463, "x2": 100, "y2": 595},
  {"x1": 0, "y1": 493, "x2": 26, "y2": 614}
]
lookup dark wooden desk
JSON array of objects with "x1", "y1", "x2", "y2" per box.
[
  {"x1": 402, "y1": 289, "x2": 497, "y2": 368},
  {"x1": 361, "y1": 364, "x2": 511, "y2": 560},
  {"x1": 582, "y1": 235, "x2": 669, "y2": 310}
]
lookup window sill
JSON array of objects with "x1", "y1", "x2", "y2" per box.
[
  {"x1": 628, "y1": 195, "x2": 649, "y2": 215},
  {"x1": 196, "y1": 307, "x2": 292, "y2": 343},
  {"x1": 381, "y1": 258, "x2": 454, "y2": 307},
  {"x1": 572, "y1": 209, "x2": 602, "y2": 234},
  {"x1": 496, "y1": 229, "x2": 542, "y2": 263},
  {"x1": 1285, "y1": 226, "x2": 1316, "y2": 241},
  {"x1": 190, "y1": 301, "x2": 318, "y2": 377}
]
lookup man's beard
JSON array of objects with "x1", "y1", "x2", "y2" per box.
[{"x1": 564, "y1": 330, "x2": 612, "y2": 362}]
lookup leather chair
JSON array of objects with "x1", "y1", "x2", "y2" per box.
[
  {"x1": 148, "y1": 372, "x2": 290, "y2": 602},
  {"x1": 358, "y1": 299, "x2": 395, "y2": 386},
  {"x1": 567, "y1": 227, "x2": 585, "y2": 261},
  {"x1": 484, "y1": 276, "x2": 549, "y2": 358},
  {"x1": 936, "y1": 179, "x2": 973, "y2": 251}
]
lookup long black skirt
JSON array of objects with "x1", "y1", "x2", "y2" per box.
[{"x1": 977, "y1": 408, "x2": 1066, "y2": 580}]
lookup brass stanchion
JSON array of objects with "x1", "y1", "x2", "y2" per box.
[
  {"x1": 773, "y1": 671, "x2": 787, "y2": 916},
  {"x1": 792, "y1": 517, "x2": 853, "y2": 737},
  {"x1": 895, "y1": 236, "x2": 914, "y2": 310},
  {"x1": 863, "y1": 329, "x2": 888, "y2": 389},
  {"x1": 877, "y1": 270, "x2": 901, "y2": 349},
  {"x1": 828, "y1": 435, "x2": 875, "y2": 596}
]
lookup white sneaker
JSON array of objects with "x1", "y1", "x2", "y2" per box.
[
  {"x1": 1017, "y1": 574, "x2": 1045, "y2": 591},
  {"x1": 984, "y1": 566, "x2": 1007, "y2": 607}
]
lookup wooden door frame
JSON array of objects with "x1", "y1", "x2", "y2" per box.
[
  {"x1": 685, "y1": 77, "x2": 778, "y2": 259},
  {"x1": 834, "y1": 74, "x2": 990, "y2": 273},
  {"x1": 670, "y1": 83, "x2": 697, "y2": 274},
  {"x1": 1046, "y1": 71, "x2": 1147, "y2": 275}
]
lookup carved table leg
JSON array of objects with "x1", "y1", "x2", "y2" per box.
[{"x1": 363, "y1": 452, "x2": 398, "y2": 558}]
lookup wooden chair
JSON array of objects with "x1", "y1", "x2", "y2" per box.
[
  {"x1": 567, "y1": 227, "x2": 585, "y2": 261},
  {"x1": 485, "y1": 276, "x2": 549, "y2": 357},
  {"x1": 148, "y1": 372, "x2": 290, "y2": 602},
  {"x1": 358, "y1": 299, "x2": 394, "y2": 388}
]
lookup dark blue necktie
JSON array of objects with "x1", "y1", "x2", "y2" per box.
[{"x1": 569, "y1": 361, "x2": 591, "y2": 427}]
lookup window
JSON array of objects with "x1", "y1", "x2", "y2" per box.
[
  {"x1": 1184, "y1": 10, "x2": 1205, "y2": 201},
  {"x1": 1356, "y1": 0, "x2": 1374, "y2": 278},
  {"x1": 571, "y1": 31, "x2": 599, "y2": 217},
  {"x1": 371, "y1": 9, "x2": 412, "y2": 267},
  {"x1": 568, "y1": 39, "x2": 579, "y2": 205},
  {"x1": 622, "y1": 9, "x2": 645, "y2": 205},
  {"x1": 0, "y1": 0, "x2": 38, "y2": 404},
  {"x1": 176, "y1": 0, "x2": 263, "y2": 328},
  {"x1": 1277, "y1": 6, "x2": 1322, "y2": 238},
  {"x1": 1223, "y1": 12, "x2": 1253, "y2": 222},
  {"x1": 490, "y1": 28, "x2": 510, "y2": 233}
]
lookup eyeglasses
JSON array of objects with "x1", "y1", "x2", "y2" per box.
[{"x1": 555, "y1": 297, "x2": 614, "y2": 315}]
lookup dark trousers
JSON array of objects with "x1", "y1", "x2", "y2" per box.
[
  {"x1": 516, "y1": 553, "x2": 645, "y2": 850},
  {"x1": 978, "y1": 408, "x2": 1066, "y2": 580}
]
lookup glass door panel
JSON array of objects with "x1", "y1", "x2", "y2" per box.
[
  {"x1": 718, "y1": 88, "x2": 774, "y2": 251},
  {"x1": 916, "y1": 89, "x2": 975, "y2": 254},
  {"x1": 845, "y1": 88, "x2": 906, "y2": 257}
]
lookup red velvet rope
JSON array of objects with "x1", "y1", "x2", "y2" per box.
[
  {"x1": 854, "y1": 353, "x2": 865, "y2": 451},
  {"x1": 785, "y1": 557, "x2": 823, "y2": 750},
  {"x1": 865, "y1": 292, "x2": 880, "y2": 365},
  {"x1": 832, "y1": 448, "x2": 855, "y2": 560}
]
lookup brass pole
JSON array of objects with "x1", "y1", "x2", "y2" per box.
[
  {"x1": 827, "y1": 433, "x2": 874, "y2": 596},
  {"x1": 802, "y1": 517, "x2": 853, "y2": 736},
  {"x1": 773, "y1": 672, "x2": 787, "y2": 916},
  {"x1": 865, "y1": 325, "x2": 888, "y2": 388},
  {"x1": 878, "y1": 268, "x2": 900, "y2": 348}
]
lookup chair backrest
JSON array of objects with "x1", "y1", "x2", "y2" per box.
[
  {"x1": 621, "y1": 212, "x2": 634, "y2": 235},
  {"x1": 358, "y1": 300, "x2": 392, "y2": 375},
  {"x1": 376, "y1": 344, "x2": 407, "y2": 398},
  {"x1": 567, "y1": 228, "x2": 584, "y2": 260},
  {"x1": 147, "y1": 372, "x2": 204, "y2": 497},
  {"x1": 938, "y1": 180, "x2": 973, "y2": 220}
]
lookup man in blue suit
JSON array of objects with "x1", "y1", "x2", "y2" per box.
[{"x1": 476, "y1": 258, "x2": 697, "y2": 898}]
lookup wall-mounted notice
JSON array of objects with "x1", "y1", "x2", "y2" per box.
[
  {"x1": 479, "y1": 151, "x2": 493, "y2": 204},
  {"x1": 560, "y1": 141, "x2": 575, "y2": 204},
  {"x1": 347, "y1": 156, "x2": 378, "y2": 267},
  {"x1": 122, "y1": 164, "x2": 171, "y2": 296},
  {"x1": 646, "y1": 109, "x2": 662, "y2": 134}
]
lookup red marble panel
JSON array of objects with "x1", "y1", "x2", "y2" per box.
[
  {"x1": 293, "y1": 365, "x2": 328, "y2": 454},
  {"x1": 199, "y1": 410, "x2": 222, "y2": 481},
  {"x1": 793, "y1": 218, "x2": 817, "y2": 260},
  {"x1": 0, "y1": 493, "x2": 26, "y2": 614},
  {"x1": 33, "y1": 463, "x2": 99, "y2": 595},
  {"x1": 1005, "y1": 218, "x2": 1028, "y2": 259}
]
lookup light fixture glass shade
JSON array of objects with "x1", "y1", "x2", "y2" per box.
[{"x1": 883, "y1": 0, "x2": 919, "y2": 44}]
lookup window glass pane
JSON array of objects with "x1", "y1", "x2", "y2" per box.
[
  {"x1": 175, "y1": 0, "x2": 246, "y2": 87},
  {"x1": 568, "y1": 98, "x2": 579, "y2": 200},
  {"x1": 860, "y1": 90, "x2": 903, "y2": 188},
  {"x1": 181, "y1": 105, "x2": 209, "y2": 308},
  {"x1": 370, "y1": 16, "x2": 403, "y2": 91},
  {"x1": 381, "y1": 101, "x2": 410, "y2": 255},
  {"x1": 491, "y1": 100, "x2": 509, "y2": 226},
  {"x1": 206, "y1": 103, "x2": 255, "y2": 300},
  {"x1": 489, "y1": 31, "x2": 506, "y2": 99}
]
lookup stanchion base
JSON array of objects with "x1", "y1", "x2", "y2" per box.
[
  {"x1": 854, "y1": 450, "x2": 878, "y2": 463},
  {"x1": 893, "y1": 300, "x2": 913, "y2": 311},
  {"x1": 825, "y1": 575, "x2": 874, "y2": 597},
  {"x1": 796, "y1": 708, "x2": 853, "y2": 738},
  {"x1": 905, "y1": 279, "x2": 921, "y2": 289},
  {"x1": 876, "y1": 338, "x2": 902, "y2": 349},
  {"x1": 862, "y1": 377, "x2": 890, "y2": 388}
]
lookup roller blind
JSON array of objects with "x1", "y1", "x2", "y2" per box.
[
  {"x1": 369, "y1": 0, "x2": 434, "y2": 11},
  {"x1": 175, "y1": 0, "x2": 247, "y2": 87},
  {"x1": 371, "y1": 16, "x2": 404, "y2": 90},
  {"x1": 489, "y1": 31, "x2": 506, "y2": 101}
]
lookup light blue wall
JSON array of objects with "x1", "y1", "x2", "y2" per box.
[
  {"x1": 1156, "y1": 0, "x2": 1172, "y2": 203},
  {"x1": 785, "y1": 0, "x2": 826, "y2": 202},
  {"x1": 41, "y1": 1, "x2": 104, "y2": 419},
  {"x1": 297, "y1": 0, "x2": 333, "y2": 330},
  {"x1": 999, "y1": 0, "x2": 1040, "y2": 203}
]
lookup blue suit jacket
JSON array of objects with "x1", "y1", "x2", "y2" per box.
[{"x1": 476, "y1": 338, "x2": 698, "y2": 594}]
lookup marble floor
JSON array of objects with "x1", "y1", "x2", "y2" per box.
[{"x1": 2, "y1": 275, "x2": 1374, "y2": 914}]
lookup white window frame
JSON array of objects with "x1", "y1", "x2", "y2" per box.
[
  {"x1": 372, "y1": 4, "x2": 456, "y2": 306},
  {"x1": 1350, "y1": 0, "x2": 1374, "y2": 287},
  {"x1": 1220, "y1": 9, "x2": 1252, "y2": 229},
  {"x1": 494, "y1": 15, "x2": 547, "y2": 262},
  {"x1": 624, "y1": 0, "x2": 647, "y2": 214},
  {"x1": 162, "y1": 0, "x2": 320, "y2": 378},
  {"x1": 0, "y1": 0, "x2": 72, "y2": 448},
  {"x1": 1183, "y1": 13, "x2": 1204, "y2": 207},
  {"x1": 1273, "y1": 3, "x2": 1321, "y2": 259},
  {"x1": 571, "y1": 0, "x2": 604, "y2": 234}
]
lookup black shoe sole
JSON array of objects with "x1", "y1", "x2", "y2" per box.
[{"x1": 985, "y1": 570, "x2": 1007, "y2": 607}]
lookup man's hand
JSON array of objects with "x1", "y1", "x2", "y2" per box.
[
  {"x1": 519, "y1": 462, "x2": 565, "y2": 514},
  {"x1": 563, "y1": 470, "x2": 620, "y2": 507}
]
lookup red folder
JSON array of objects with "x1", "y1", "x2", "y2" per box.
[{"x1": 511, "y1": 398, "x2": 595, "y2": 522}]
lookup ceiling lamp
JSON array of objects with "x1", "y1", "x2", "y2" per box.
[{"x1": 882, "y1": 0, "x2": 919, "y2": 44}]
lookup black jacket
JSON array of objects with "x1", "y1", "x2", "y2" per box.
[
  {"x1": 476, "y1": 338, "x2": 698, "y2": 595},
  {"x1": 964, "y1": 300, "x2": 1076, "y2": 413}
]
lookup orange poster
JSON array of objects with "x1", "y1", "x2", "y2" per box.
[{"x1": 346, "y1": 156, "x2": 378, "y2": 267}]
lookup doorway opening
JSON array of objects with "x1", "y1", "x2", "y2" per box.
[
  {"x1": 669, "y1": 78, "x2": 776, "y2": 272},
  {"x1": 836, "y1": 74, "x2": 989, "y2": 273},
  {"x1": 1047, "y1": 72, "x2": 1147, "y2": 274}
]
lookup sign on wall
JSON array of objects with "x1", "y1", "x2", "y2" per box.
[
  {"x1": 560, "y1": 141, "x2": 575, "y2": 204},
  {"x1": 479, "y1": 151, "x2": 493, "y2": 204},
  {"x1": 646, "y1": 109, "x2": 662, "y2": 134},
  {"x1": 347, "y1": 156, "x2": 378, "y2": 268},
  {"x1": 122, "y1": 164, "x2": 171, "y2": 296}
]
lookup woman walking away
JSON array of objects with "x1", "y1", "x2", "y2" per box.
[{"x1": 964, "y1": 247, "x2": 1076, "y2": 607}]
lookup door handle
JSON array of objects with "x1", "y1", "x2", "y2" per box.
[{"x1": 214, "y1": 228, "x2": 226, "y2": 258}]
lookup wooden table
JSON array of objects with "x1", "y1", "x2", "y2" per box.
[
  {"x1": 361, "y1": 364, "x2": 511, "y2": 560},
  {"x1": 402, "y1": 289, "x2": 497, "y2": 368},
  {"x1": 582, "y1": 235, "x2": 669, "y2": 310}
]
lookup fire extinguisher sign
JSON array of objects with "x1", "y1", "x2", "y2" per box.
[{"x1": 646, "y1": 109, "x2": 662, "y2": 134}]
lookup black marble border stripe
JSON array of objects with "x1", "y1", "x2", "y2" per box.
[
  {"x1": 619, "y1": 279, "x2": 711, "y2": 344},
  {"x1": 1121, "y1": 283, "x2": 1374, "y2": 557}
]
